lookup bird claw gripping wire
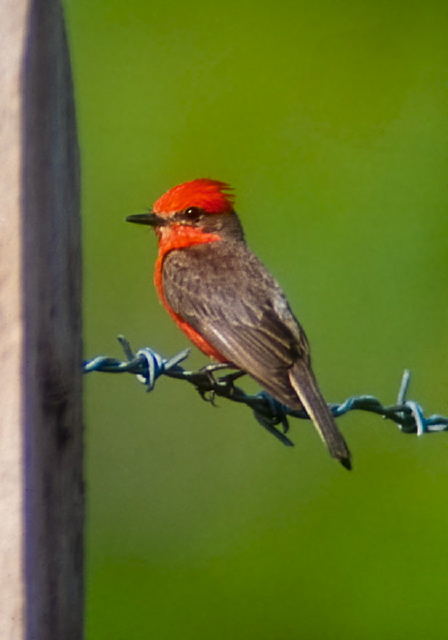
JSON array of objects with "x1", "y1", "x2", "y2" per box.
[
  {"x1": 83, "y1": 338, "x2": 448, "y2": 444},
  {"x1": 195, "y1": 366, "x2": 248, "y2": 405},
  {"x1": 192, "y1": 363, "x2": 236, "y2": 404}
]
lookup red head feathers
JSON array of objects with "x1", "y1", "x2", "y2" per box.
[{"x1": 153, "y1": 179, "x2": 235, "y2": 215}]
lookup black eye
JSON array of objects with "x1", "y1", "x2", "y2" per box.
[{"x1": 185, "y1": 207, "x2": 202, "y2": 222}]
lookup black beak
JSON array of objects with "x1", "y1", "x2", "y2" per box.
[{"x1": 126, "y1": 212, "x2": 165, "y2": 226}]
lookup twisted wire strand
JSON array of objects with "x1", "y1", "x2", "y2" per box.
[{"x1": 83, "y1": 336, "x2": 448, "y2": 445}]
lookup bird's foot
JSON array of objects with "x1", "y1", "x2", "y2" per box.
[
  {"x1": 198, "y1": 388, "x2": 217, "y2": 405},
  {"x1": 195, "y1": 364, "x2": 227, "y2": 405},
  {"x1": 217, "y1": 369, "x2": 246, "y2": 396},
  {"x1": 199, "y1": 362, "x2": 235, "y2": 377},
  {"x1": 196, "y1": 364, "x2": 245, "y2": 404},
  {"x1": 199, "y1": 363, "x2": 242, "y2": 388}
]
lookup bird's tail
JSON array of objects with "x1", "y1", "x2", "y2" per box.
[{"x1": 289, "y1": 362, "x2": 351, "y2": 470}]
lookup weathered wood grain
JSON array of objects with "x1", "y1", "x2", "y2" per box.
[{"x1": 0, "y1": 0, "x2": 84, "y2": 637}]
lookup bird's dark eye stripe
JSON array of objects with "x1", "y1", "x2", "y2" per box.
[
  {"x1": 170, "y1": 208, "x2": 204, "y2": 224},
  {"x1": 171, "y1": 207, "x2": 204, "y2": 223},
  {"x1": 185, "y1": 207, "x2": 202, "y2": 218}
]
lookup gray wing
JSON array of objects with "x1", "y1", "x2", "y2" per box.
[{"x1": 162, "y1": 241, "x2": 310, "y2": 408}]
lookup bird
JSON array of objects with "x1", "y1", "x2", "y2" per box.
[{"x1": 126, "y1": 179, "x2": 351, "y2": 469}]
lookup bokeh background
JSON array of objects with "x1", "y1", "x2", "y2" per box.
[{"x1": 65, "y1": 1, "x2": 448, "y2": 638}]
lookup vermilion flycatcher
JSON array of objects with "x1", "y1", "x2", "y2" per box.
[{"x1": 127, "y1": 179, "x2": 351, "y2": 469}]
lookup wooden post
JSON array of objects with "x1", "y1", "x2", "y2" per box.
[{"x1": 0, "y1": 0, "x2": 84, "y2": 638}]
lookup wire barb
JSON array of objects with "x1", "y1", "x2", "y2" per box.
[{"x1": 83, "y1": 338, "x2": 448, "y2": 445}]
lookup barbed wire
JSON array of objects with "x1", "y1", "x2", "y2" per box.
[{"x1": 83, "y1": 336, "x2": 448, "y2": 446}]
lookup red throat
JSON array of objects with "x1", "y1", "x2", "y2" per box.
[
  {"x1": 154, "y1": 229, "x2": 226, "y2": 362},
  {"x1": 151, "y1": 178, "x2": 234, "y2": 363}
]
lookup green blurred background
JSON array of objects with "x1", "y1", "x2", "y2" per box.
[{"x1": 65, "y1": 1, "x2": 448, "y2": 638}]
